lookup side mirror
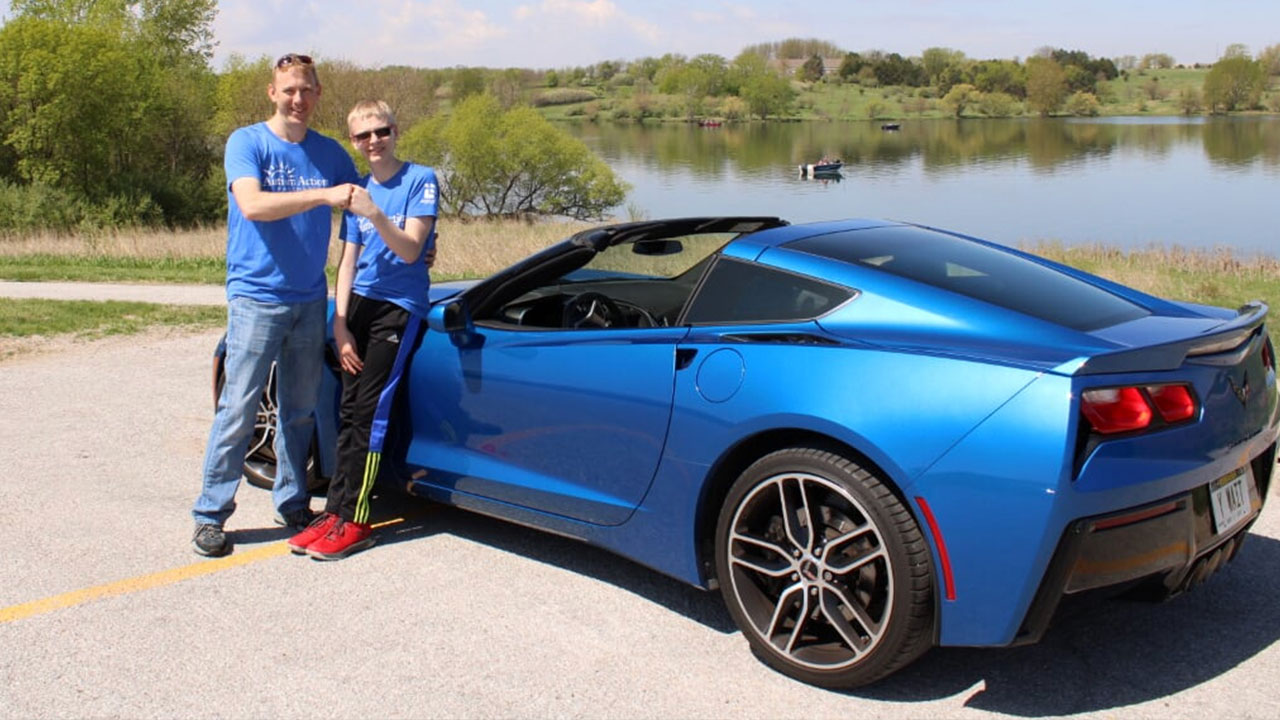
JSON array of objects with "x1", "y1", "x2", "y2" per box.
[{"x1": 428, "y1": 299, "x2": 479, "y2": 347}]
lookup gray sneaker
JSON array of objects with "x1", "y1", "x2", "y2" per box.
[
  {"x1": 273, "y1": 507, "x2": 318, "y2": 531},
  {"x1": 192, "y1": 524, "x2": 230, "y2": 557}
]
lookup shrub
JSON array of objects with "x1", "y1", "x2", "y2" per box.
[
  {"x1": 1066, "y1": 91, "x2": 1101, "y2": 116},
  {"x1": 530, "y1": 88, "x2": 599, "y2": 107}
]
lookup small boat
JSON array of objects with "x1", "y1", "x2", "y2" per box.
[
  {"x1": 881, "y1": 123, "x2": 901, "y2": 131},
  {"x1": 697, "y1": 119, "x2": 722, "y2": 128},
  {"x1": 799, "y1": 160, "x2": 844, "y2": 177}
]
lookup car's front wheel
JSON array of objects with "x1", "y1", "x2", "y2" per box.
[{"x1": 714, "y1": 447, "x2": 935, "y2": 688}]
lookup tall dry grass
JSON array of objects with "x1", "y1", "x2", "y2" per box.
[
  {"x1": 0, "y1": 217, "x2": 594, "y2": 279},
  {"x1": 0, "y1": 226, "x2": 227, "y2": 259},
  {"x1": 1023, "y1": 241, "x2": 1280, "y2": 304}
]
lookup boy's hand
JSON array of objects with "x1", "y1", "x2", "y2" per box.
[{"x1": 334, "y1": 324, "x2": 363, "y2": 375}]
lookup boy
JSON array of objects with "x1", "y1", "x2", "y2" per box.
[{"x1": 289, "y1": 100, "x2": 439, "y2": 560}]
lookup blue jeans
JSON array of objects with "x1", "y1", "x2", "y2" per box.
[{"x1": 192, "y1": 296, "x2": 326, "y2": 527}]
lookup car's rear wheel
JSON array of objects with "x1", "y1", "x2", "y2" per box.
[
  {"x1": 215, "y1": 361, "x2": 327, "y2": 494},
  {"x1": 714, "y1": 447, "x2": 935, "y2": 688}
]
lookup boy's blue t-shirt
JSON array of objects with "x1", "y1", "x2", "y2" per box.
[
  {"x1": 342, "y1": 163, "x2": 439, "y2": 317},
  {"x1": 224, "y1": 123, "x2": 358, "y2": 303}
]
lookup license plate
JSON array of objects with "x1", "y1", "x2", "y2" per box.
[{"x1": 1209, "y1": 469, "x2": 1252, "y2": 535}]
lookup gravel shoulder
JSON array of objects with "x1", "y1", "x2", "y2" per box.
[{"x1": 0, "y1": 280, "x2": 226, "y2": 305}]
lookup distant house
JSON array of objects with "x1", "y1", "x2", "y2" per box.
[{"x1": 773, "y1": 57, "x2": 845, "y2": 79}]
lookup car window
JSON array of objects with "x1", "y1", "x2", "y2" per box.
[
  {"x1": 683, "y1": 257, "x2": 853, "y2": 324},
  {"x1": 480, "y1": 232, "x2": 740, "y2": 330},
  {"x1": 786, "y1": 225, "x2": 1150, "y2": 331}
]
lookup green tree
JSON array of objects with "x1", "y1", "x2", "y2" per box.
[
  {"x1": 738, "y1": 68, "x2": 794, "y2": 119},
  {"x1": 836, "y1": 51, "x2": 864, "y2": 81},
  {"x1": 401, "y1": 95, "x2": 626, "y2": 220},
  {"x1": 1203, "y1": 53, "x2": 1266, "y2": 112},
  {"x1": 1025, "y1": 57, "x2": 1068, "y2": 116},
  {"x1": 972, "y1": 59, "x2": 1026, "y2": 97},
  {"x1": 921, "y1": 47, "x2": 965, "y2": 86},
  {"x1": 1140, "y1": 53, "x2": 1175, "y2": 69},
  {"x1": 0, "y1": 4, "x2": 219, "y2": 225},
  {"x1": 450, "y1": 67, "x2": 487, "y2": 101},
  {"x1": 1178, "y1": 87, "x2": 1203, "y2": 115},
  {"x1": 1259, "y1": 44, "x2": 1280, "y2": 75},
  {"x1": 798, "y1": 53, "x2": 824, "y2": 82},
  {"x1": 942, "y1": 83, "x2": 978, "y2": 117}
]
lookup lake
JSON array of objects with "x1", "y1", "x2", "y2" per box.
[{"x1": 565, "y1": 116, "x2": 1280, "y2": 258}]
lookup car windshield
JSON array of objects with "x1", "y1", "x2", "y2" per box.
[
  {"x1": 562, "y1": 232, "x2": 738, "y2": 282},
  {"x1": 786, "y1": 225, "x2": 1150, "y2": 331}
]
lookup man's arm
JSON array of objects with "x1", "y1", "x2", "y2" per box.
[{"x1": 230, "y1": 177, "x2": 353, "y2": 222}]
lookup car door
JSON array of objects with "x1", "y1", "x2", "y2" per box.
[{"x1": 401, "y1": 321, "x2": 689, "y2": 526}]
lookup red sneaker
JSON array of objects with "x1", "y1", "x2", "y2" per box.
[
  {"x1": 306, "y1": 520, "x2": 375, "y2": 560},
  {"x1": 287, "y1": 512, "x2": 339, "y2": 554}
]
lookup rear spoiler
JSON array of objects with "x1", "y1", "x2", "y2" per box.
[{"x1": 1075, "y1": 301, "x2": 1269, "y2": 375}]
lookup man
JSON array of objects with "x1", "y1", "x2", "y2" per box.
[
  {"x1": 287, "y1": 100, "x2": 438, "y2": 560},
  {"x1": 191, "y1": 53, "x2": 359, "y2": 557}
]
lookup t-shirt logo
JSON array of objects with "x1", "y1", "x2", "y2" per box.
[
  {"x1": 264, "y1": 162, "x2": 299, "y2": 190},
  {"x1": 424, "y1": 183, "x2": 437, "y2": 203}
]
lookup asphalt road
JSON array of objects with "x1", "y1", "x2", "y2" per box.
[{"x1": 1, "y1": 314, "x2": 1279, "y2": 718}]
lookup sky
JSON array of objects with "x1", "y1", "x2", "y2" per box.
[
  {"x1": 199, "y1": 0, "x2": 1278, "y2": 70},
  {"x1": 0, "y1": 0, "x2": 1275, "y2": 69}
]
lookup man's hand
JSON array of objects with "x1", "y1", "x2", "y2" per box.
[{"x1": 324, "y1": 183, "x2": 355, "y2": 209}]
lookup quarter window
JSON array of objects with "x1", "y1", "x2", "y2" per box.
[{"x1": 683, "y1": 258, "x2": 852, "y2": 324}]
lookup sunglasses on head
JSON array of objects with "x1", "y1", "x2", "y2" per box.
[
  {"x1": 275, "y1": 53, "x2": 313, "y2": 69},
  {"x1": 353, "y1": 126, "x2": 393, "y2": 142}
]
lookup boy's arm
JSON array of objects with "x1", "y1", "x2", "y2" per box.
[
  {"x1": 333, "y1": 240, "x2": 363, "y2": 375},
  {"x1": 347, "y1": 186, "x2": 435, "y2": 263}
]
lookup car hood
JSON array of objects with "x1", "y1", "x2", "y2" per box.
[{"x1": 428, "y1": 279, "x2": 479, "y2": 304}]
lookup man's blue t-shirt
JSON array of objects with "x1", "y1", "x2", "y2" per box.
[
  {"x1": 342, "y1": 163, "x2": 439, "y2": 317},
  {"x1": 224, "y1": 123, "x2": 358, "y2": 303}
]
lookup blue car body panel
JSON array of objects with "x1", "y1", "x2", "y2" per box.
[{"x1": 294, "y1": 217, "x2": 1277, "y2": 651}]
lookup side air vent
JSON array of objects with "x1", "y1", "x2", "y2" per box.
[{"x1": 720, "y1": 333, "x2": 840, "y2": 346}]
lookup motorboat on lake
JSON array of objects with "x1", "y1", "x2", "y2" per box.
[{"x1": 799, "y1": 160, "x2": 844, "y2": 177}]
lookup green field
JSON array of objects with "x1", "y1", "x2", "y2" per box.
[{"x1": 534, "y1": 67, "x2": 1279, "y2": 122}]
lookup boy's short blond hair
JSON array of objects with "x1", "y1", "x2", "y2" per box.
[{"x1": 347, "y1": 100, "x2": 396, "y2": 130}]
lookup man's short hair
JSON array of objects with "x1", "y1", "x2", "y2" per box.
[
  {"x1": 347, "y1": 100, "x2": 397, "y2": 129},
  {"x1": 273, "y1": 52, "x2": 319, "y2": 85}
]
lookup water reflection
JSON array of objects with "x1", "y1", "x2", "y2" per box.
[{"x1": 568, "y1": 117, "x2": 1280, "y2": 256}]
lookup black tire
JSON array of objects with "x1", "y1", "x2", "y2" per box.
[
  {"x1": 714, "y1": 447, "x2": 935, "y2": 688},
  {"x1": 215, "y1": 361, "x2": 327, "y2": 494}
]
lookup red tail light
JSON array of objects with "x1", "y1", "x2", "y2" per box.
[
  {"x1": 1147, "y1": 384, "x2": 1196, "y2": 422},
  {"x1": 1081, "y1": 383, "x2": 1198, "y2": 435},
  {"x1": 1081, "y1": 387, "x2": 1152, "y2": 434}
]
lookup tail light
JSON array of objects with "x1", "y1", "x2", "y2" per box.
[{"x1": 1081, "y1": 383, "x2": 1198, "y2": 435}]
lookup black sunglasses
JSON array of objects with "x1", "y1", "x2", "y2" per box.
[
  {"x1": 352, "y1": 126, "x2": 394, "y2": 142},
  {"x1": 275, "y1": 53, "x2": 313, "y2": 69}
]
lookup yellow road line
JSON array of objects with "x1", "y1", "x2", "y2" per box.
[{"x1": 0, "y1": 517, "x2": 406, "y2": 625}]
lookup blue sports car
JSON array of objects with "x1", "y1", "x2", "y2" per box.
[{"x1": 223, "y1": 217, "x2": 1278, "y2": 688}]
